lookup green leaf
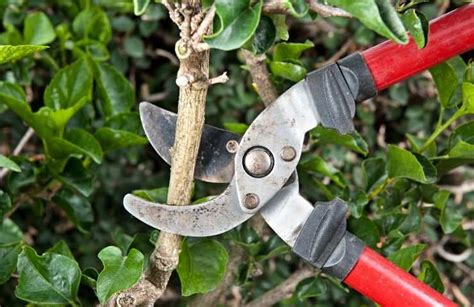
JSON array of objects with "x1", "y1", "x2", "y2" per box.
[
  {"x1": 47, "y1": 240, "x2": 74, "y2": 259},
  {"x1": 15, "y1": 246, "x2": 81, "y2": 305},
  {"x1": 311, "y1": 126, "x2": 369, "y2": 155},
  {"x1": 73, "y1": 7, "x2": 112, "y2": 44},
  {"x1": 0, "y1": 190, "x2": 12, "y2": 218},
  {"x1": 52, "y1": 188, "x2": 94, "y2": 233},
  {"x1": 23, "y1": 12, "x2": 56, "y2": 45},
  {"x1": 248, "y1": 16, "x2": 276, "y2": 55},
  {"x1": 47, "y1": 129, "x2": 103, "y2": 166},
  {"x1": 0, "y1": 45, "x2": 48, "y2": 64},
  {"x1": 95, "y1": 128, "x2": 148, "y2": 151},
  {"x1": 44, "y1": 58, "x2": 93, "y2": 110},
  {"x1": 461, "y1": 81, "x2": 474, "y2": 113},
  {"x1": 273, "y1": 40, "x2": 314, "y2": 63},
  {"x1": 81, "y1": 267, "x2": 98, "y2": 288},
  {"x1": 433, "y1": 190, "x2": 462, "y2": 234},
  {"x1": 401, "y1": 10, "x2": 428, "y2": 48},
  {"x1": 398, "y1": 203, "x2": 421, "y2": 234},
  {"x1": 362, "y1": 157, "x2": 387, "y2": 192},
  {"x1": 272, "y1": 15, "x2": 289, "y2": 41},
  {"x1": 93, "y1": 61, "x2": 135, "y2": 117},
  {"x1": 429, "y1": 57, "x2": 466, "y2": 108},
  {"x1": 132, "y1": 187, "x2": 168, "y2": 203},
  {"x1": 299, "y1": 155, "x2": 345, "y2": 187},
  {"x1": 205, "y1": 0, "x2": 263, "y2": 51},
  {"x1": 295, "y1": 278, "x2": 326, "y2": 301},
  {"x1": 386, "y1": 145, "x2": 435, "y2": 183},
  {"x1": 97, "y1": 246, "x2": 144, "y2": 303},
  {"x1": 418, "y1": 260, "x2": 444, "y2": 293},
  {"x1": 223, "y1": 122, "x2": 248, "y2": 134},
  {"x1": 56, "y1": 158, "x2": 94, "y2": 197},
  {"x1": 134, "y1": 0, "x2": 150, "y2": 15},
  {"x1": 269, "y1": 61, "x2": 306, "y2": 82},
  {"x1": 326, "y1": 0, "x2": 408, "y2": 44},
  {"x1": 387, "y1": 244, "x2": 426, "y2": 271},
  {"x1": 349, "y1": 191, "x2": 368, "y2": 218},
  {"x1": 348, "y1": 216, "x2": 380, "y2": 248},
  {"x1": 177, "y1": 239, "x2": 229, "y2": 296},
  {"x1": 0, "y1": 244, "x2": 22, "y2": 284},
  {"x1": 124, "y1": 36, "x2": 145, "y2": 58},
  {"x1": 0, "y1": 154, "x2": 21, "y2": 172},
  {"x1": 0, "y1": 218, "x2": 23, "y2": 247}
]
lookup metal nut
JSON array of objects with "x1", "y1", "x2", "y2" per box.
[
  {"x1": 244, "y1": 193, "x2": 259, "y2": 209},
  {"x1": 243, "y1": 146, "x2": 274, "y2": 178},
  {"x1": 226, "y1": 140, "x2": 239, "y2": 153},
  {"x1": 280, "y1": 146, "x2": 297, "y2": 162}
]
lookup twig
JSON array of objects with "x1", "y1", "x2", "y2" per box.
[
  {"x1": 208, "y1": 72, "x2": 229, "y2": 85},
  {"x1": 451, "y1": 284, "x2": 470, "y2": 307},
  {"x1": 243, "y1": 266, "x2": 315, "y2": 307},
  {"x1": 307, "y1": 0, "x2": 352, "y2": 18},
  {"x1": 436, "y1": 244, "x2": 472, "y2": 263},
  {"x1": 191, "y1": 6, "x2": 215, "y2": 42},
  {"x1": 315, "y1": 39, "x2": 354, "y2": 68},
  {"x1": 155, "y1": 48, "x2": 179, "y2": 66},
  {"x1": 0, "y1": 127, "x2": 35, "y2": 181}
]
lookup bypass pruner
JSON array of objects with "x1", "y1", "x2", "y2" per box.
[{"x1": 124, "y1": 5, "x2": 473, "y2": 306}]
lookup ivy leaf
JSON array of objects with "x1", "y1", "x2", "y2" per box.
[
  {"x1": 52, "y1": 188, "x2": 94, "y2": 233},
  {"x1": 311, "y1": 126, "x2": 368, "y2": 155},
  {"x1": 93, "y1": 61, "x2": 135, "y2": 117},
  {"x1": 0, "y1": 190, "x2": 12, "y2": 218},
  {"x1": 15, "y1": 246, "x2": 81, "y2": 305},
  {"x1": 96, "y1": 246, "x2": 144, "y2": 303},
  {"x1": 247, "y1": 16, "x2": 276, "y2": 55},
  {"x1": 433, "y1": 190, "x2": 462, "y2": 234},
  {"x1": 269, "y1": 61, "x2": 306, "y2": 82},
  {"x1": 0, "y1": 244, "x2": 22, "y2": 284},
  {"x1": 401, "y1": 9, "x2": 428, "y2": 48},
  {"x1": 326, "y1": 0, "x2": 408, "y2": 44},
  {"x1": 273, "y1": 40, "x2": 314, "y2": 63},
  {"x1": 0, "y1": 218, "x2": 23, "y2": 247},
  {"x1": 418, "y1": 260, "x2": 444, "y2": 293},
  {"x1": 177, "y1": 239, "x2": 229, "y2": 296},
  {"x1": 0, "y1": 154, "x2": 21, "y2": 172},
  {"x1": 23, "y1": 12, "x2": 56, "y2": 45},
  {"x1": 386, "y1": 145, "x2": 436, "y2": 183},
  {"x1": 387, "y1": 244, "x2": 426, "y2": 271},
  {"x1": 295, "y1": 278, "x2": 326, "y2": 301},
  {"x1": 0, "y1": 45, "x2": 48, "y2": 64},
  {"x1": 205, "y1": 0, "x2": 263, "y2": 51},
  {"x1": 429, "y1": 57, "x2": 466, "y2": 108},
  {"x1": 44, "y1": 58, "x2": 93, "y2": 110},
  {"x1": 73, "y1": 7, "x2": 112, "y2": 44},
  {"x1": 133, "y1": 0, "x2": 150, "y2": 15}
]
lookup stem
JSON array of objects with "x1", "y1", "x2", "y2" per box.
[
  {"x1": 367, "y1": 177, "x2": 394, "y2": 201},
  {"x1": 418, "y1": 109, "x2": 463, "y2": 153},
  {"x1": 436, "y1": 106, "x2": 445, "y2": 129}
]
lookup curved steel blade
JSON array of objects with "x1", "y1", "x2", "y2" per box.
[
  {"x1": 123, "y1": 179, "x2": 253, "y2": 236},
  {"x1": 139, "y1": 102, "x2": 240, "y2": 183}
]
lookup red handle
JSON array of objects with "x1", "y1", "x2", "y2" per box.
[
  {"x1": 363, "y1": 4, "x2": 474, "y2": 91},
  {"x1": 344, "y1": 247, "x2": 456, "y2": 307}
]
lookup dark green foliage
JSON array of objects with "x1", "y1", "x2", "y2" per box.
[{"x1": 0, "y1": 0, "x2": 472, "y2": 305}]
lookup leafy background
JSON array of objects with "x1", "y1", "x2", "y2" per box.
[{"x1": 0, "y1": 0, "x2": 473, "y2": 305}]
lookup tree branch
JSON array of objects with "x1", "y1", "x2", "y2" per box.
[
  {"x1": 243, "y1": 266, "x2": 316, "y2": 307},
  {"x1": 263, "y1": 0, "x2": 351, "y2": 18},
  {"x1": 114, "y1": 2, "x2": 212, "y2": 305}
]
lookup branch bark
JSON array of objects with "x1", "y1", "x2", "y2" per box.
[
  {"x1": 114, "y1": 2, "x2": 213, "y2": 306},
  {"x1": 263, "y1": 0, "x2": 351, "y2": 18}
]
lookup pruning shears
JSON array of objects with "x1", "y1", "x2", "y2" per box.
[{"x1": 124, "y1": 5, "x2": 473, "y2": 306}]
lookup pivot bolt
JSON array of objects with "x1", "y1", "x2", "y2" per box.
[
  {"x1": 244, "y1": 193, "x2": 259, "y2": 209},
  {"x1": 243, "y1": 146, "x2": 274, "y2": 178},
  {"x1": 280, "y1": 146, "x2": 296, "y2": 162},
  {"x1": 226, "y1": 140, "x2": 239, "y2": 153}
]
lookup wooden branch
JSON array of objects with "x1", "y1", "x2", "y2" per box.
[
  {"x1": 0, "y1": 127, "x2": 35, "y2": 181},
  {"x1": 263, "y1": 0, "x2": 351, "y2": 18},
  {"x1": 114, "y1": 2, "x2": 211, "y2": 305},
  {"x1": 241, "y1": 49, "x2": 278, "y2": 106},
  {"x1": 243, "y1": 266, "x2": 315, "y2": 307}
]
